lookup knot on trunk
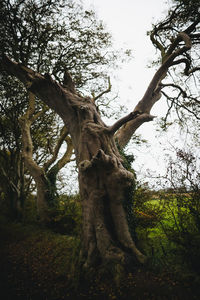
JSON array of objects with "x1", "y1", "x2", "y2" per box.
[
  {"x1": 79, "y1": 149, "x2": 120, "y2": 173},
  {"x1": 91, "y1": 149, "x2": 117, "y2": 169},
  {"x1": 79, "y1": 160, "x2": 92, "y2": 171}
]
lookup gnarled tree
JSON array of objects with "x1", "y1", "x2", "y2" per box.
[{"x1": 1, "y1": 0, "x2": 199, "y2": 267}]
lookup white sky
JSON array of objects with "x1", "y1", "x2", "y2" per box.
[{"x1": 82, "y1": 0, "x2": 173, "y2": 185}]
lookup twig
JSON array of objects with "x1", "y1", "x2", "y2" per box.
[{"x1": 93, "y1": 77, "x2": 111, "y2": 101}]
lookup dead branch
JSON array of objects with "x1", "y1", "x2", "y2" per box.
[
  {"x1": 161, "y1": 83, "x2": 187, "y2": 97},
  {"x1": 92, "y1": 77, "x2": 111, "y2": 101}
]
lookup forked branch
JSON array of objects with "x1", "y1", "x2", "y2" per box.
[
  {"x1": 92, "y1": 77, "x2": 111, "y2": 101},
  {"x1": 51, "y1": 136, "x2": 74, "y2": 171},
  {"x1": 134, "y1": 32, "x2": 191, "y2": 113},
  {"x1": 44, "y1": 126, "x2": 69, "y2": 171},
  {"x1": 108, "y1": 111, "x2": 143, "y2": 135}
]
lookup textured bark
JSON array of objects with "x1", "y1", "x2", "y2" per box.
[
  {"x1": 19, "y1": 98, "x2": 49, "y2": 222},
  {"x1": 1, "y1": 29, "x2": 192, "y2": 267},
  {"x1": 19, "y1": 92, "x2": 73, "y2": 222}
]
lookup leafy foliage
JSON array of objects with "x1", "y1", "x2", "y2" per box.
[{"x1": 0, "y1": 0, "x2": 126, "y2": 93}]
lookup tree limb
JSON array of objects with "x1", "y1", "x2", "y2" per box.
[
  {"x1": 150, "y1": 29, "x2": 166, "y2": 60},
  {"x1": 115, "y1": 86, "x2": 161, "y2": 149},
  {"x1": 108, "y1": 111, "x2": 144, "y2": 135},
  {"x1": 1, "y1": 55, "x2": 80, "y2": 124},
  {"x1": 0, "y1": 165, "x2": 20, "y2": 195},
  {"x1": 44, "y1": 126, "x2": 69, "y2": 171},
  {"x1": 19, "y1": 112, "x2": 43, "y2": 180},
  {"x1": 53, "y1": 136, "x2": 74, "y2": 171},
  {"x1": 170, "y1": 58, "x2": 191, "y2": 75},
  {"x1": 161, "y1": 83, "x2": 187, "y2": 97},
  {"x1": 134, "y1": 32, "x2": 191, "y2": 114},
  {"x1": 188, "y1": 67, "x2": 200, "y2": 74},
  {"x1": 115, "y1": 113, "x2": 156, "y2": 148},
  {"x1": 63, "y1": 70, "x2": 76, "y2": 93}
]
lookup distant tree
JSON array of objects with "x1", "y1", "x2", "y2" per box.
[
  {"x1": 1, "y1": 0, "x2": 199, "y2": 269},
  {"x1": 156, "y1": 138, "x2": 200, "y2": 272},
  {"x1": 162, "y1": 139, "x2": 200, "y2": 227},
  {"x1": 0, "y1": 76, "x2": 29, "y2": 218}
]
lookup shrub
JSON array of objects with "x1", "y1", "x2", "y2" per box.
[{"x1": 48, "y1": 194, "x2": 82, "y2": 236}]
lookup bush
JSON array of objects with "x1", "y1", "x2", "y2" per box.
[{"x1": 48, "y1": 194, "x2": 82, "y2": 236}]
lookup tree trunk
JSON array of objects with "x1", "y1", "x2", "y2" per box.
[
  {"x1": 30, "y1": 78, "x2": 146, "y2": 265},
  {"x1": 78, "y1": 126, "x2": 146, "y2": 266}
]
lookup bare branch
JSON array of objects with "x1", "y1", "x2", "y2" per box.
[
  {"x1": 1, "y1": 56, "x2": 79, "y2": 122},
  {"x1": 31, "y1": 106, "x2": 48, "y2": 122},
  {"x1": 27, "y1": 92, "x2": 36, "y2": 118},
  {"x1": 108, "y1": 111, "x2": 144, "y2": 135},
  {"x1": 44, "y1": 126, "x2": 69, "y2": 171},
  {"x1": 25, "y1": 92, "x2": 48, "y2": 122},
  {"x1": 0, "y1": 166, "x2": 20, "y2": 195},
  {"x1": 184, "y1": 17, "x2": 200, "y2": 35},
  {"x1": 19, "y1": 114, "x2": 43, "y2": 179},
  {"x1": 161, "y1": 83, "x2": 187, "y2": 97},
  {"x1": 188, "y1": 67, "x2": 200, "y2": 74},
  {"x1": 115, "y1": 113, "x2": 156, "y2": 149},
  {"x1": 135, "y1": 32, "x2": 191, "y2": 114},
  {"x1": 92, "y1": 77, "x2": 111, "y2": 101},
  {"x1": 52, "y1": 136, "x2": 74, "y2": 171},
  {"x1": 150, "y1": 30, "x2": 166, "y2": 60},
  {"x1": 161, "y1": 89, "x2": 200, "y2": 120},
  {"x1": 166, "y1": 17, "x2": 199, "y2": 57},
  {"x1": 1, "y1": 55, "x2": 42, "y2": 87},
  {"x1": 170, "y1": 58, "x2": 191, "y2": 75}
]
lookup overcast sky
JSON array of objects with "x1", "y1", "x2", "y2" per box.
[
  {"x1": 83, "y1": 0, "x2": 168, "y2": 104},
  {"x1": 81, "y1": 0, "x2": 175, "y2": 184}
]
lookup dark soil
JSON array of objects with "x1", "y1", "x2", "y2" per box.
[{"x1": 0, "y1": 222, "x2": 200, "y2": 300}]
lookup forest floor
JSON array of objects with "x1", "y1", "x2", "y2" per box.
[{"x1": 0, "y1": 220, "x2": 200, "y2": 300}]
